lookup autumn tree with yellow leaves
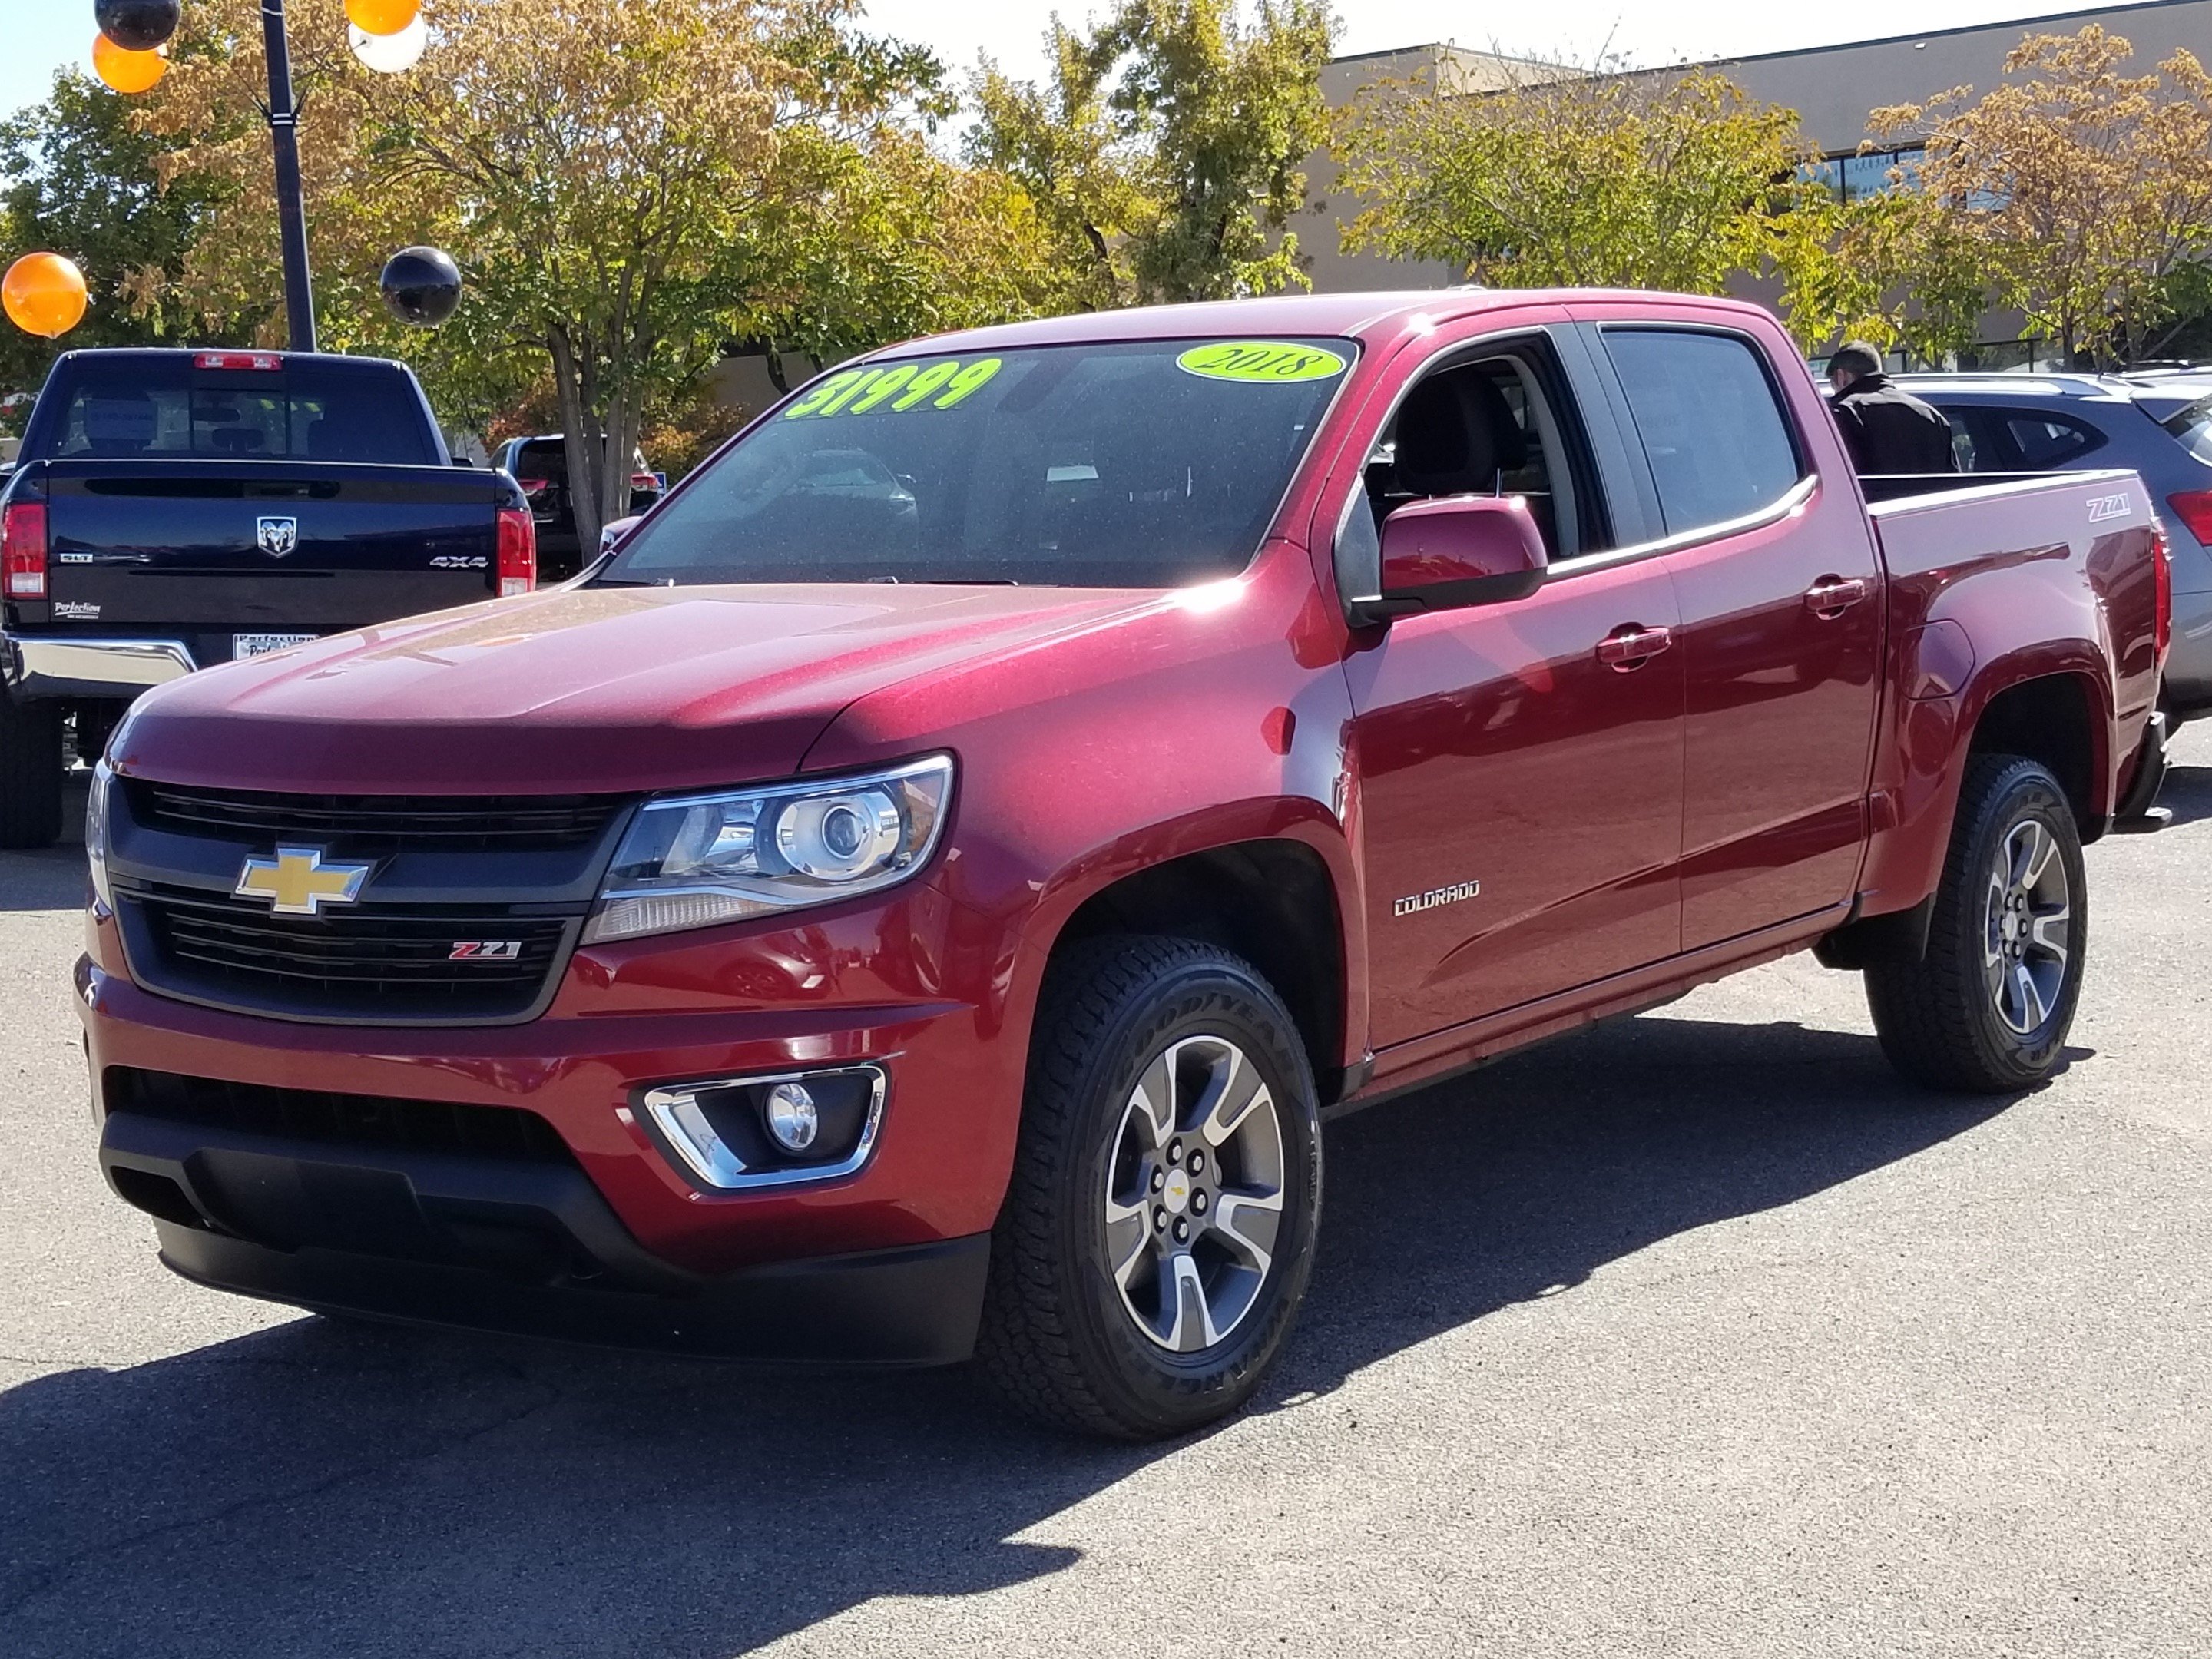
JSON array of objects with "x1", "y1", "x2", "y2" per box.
[{"x1": 1873, "y1": 25, "x2": 2212, "y2": 366}]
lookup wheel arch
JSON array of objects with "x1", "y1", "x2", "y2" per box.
[
  {"x1": 1039, "y1": 833, "x2": 1359, "y2": 1106},
  {"x1": 1833, "y1": 660, "x2": 2110, "y2": 965},
  {"x1": 1965, "y1": 667, "x2": 2110, "y2": 839}
]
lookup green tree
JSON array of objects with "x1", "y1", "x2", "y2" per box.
[
  {"x1": 1772, "y1": 179, "x2": 1988, "y2": 364},
  {"x1": 968, "y1": 0, "x2": 1334, "y2": 306},
  {"x1": 1336, "y1": 61, "x2": 1825, "y2": 303},
  {"x1": 0, "y1": 68, "x2": 243, "y2": 394}
]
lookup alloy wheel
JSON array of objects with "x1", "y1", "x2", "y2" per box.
[
  {"x1": 1101, "y1": 1035, "x2": 1287, "y2": 1353},
  {"x1": 1983, "y1": 817, "x2": 2072, "y2": 1036}
]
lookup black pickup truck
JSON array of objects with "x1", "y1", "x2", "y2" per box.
[{"x1": 0, "y1": 349, "x2": 536, "y2": 846}]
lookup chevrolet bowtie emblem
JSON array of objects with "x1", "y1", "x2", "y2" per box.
[{"x1": 233, "y1": 846, "x2": 372, "y2": 916}]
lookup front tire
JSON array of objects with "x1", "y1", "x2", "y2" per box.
[
  {"x1": 977, "y1": 935, "x2": 1323, "y2": 1440},
  {"x1": 1866, "y1": 755, "x2": 2087, "y2": 1092}
]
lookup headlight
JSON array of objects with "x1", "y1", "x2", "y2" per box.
[
  {"x1": 84, "y1": 758, "x2": 114, "y2": 909},
  {"x1": 584, "y1": 754, "x2": 954, "y2": 943}
]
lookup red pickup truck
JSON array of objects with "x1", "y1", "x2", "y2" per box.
[{"x1": 81, "y1": 290, "x2": 2167, "y2": 1439}]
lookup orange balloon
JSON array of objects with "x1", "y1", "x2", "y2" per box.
[
  {"x1": 3, "y1": 253, "x2": 89, "y2": 339},
  {"x1": 92, "y1": 32, "x2": 168, "y2": 94},
  {"x1": 345, "y1": 0, "x2": 421, "y2": 35}
]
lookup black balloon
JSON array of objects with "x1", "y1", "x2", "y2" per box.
[
  {"x1": 94, "y1": 0, "x2": 180, "y2": 53},
  {"x1": 379, "y1": 246, "x2": 462, "y2": 327}
]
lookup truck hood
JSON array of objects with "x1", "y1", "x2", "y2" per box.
[{"x1": 115, "y1": 583, "x2": 1155, "y2": 794}]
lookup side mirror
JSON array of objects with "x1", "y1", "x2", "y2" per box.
[
  {"x1": 1351, "y1": 495, "x2": 1548, "y2": 624},
  {"x1": 598, "y1": 515, "x2": 643, "y2": 555}
]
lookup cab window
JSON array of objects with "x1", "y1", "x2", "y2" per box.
[
  {"x1": 1602, "y1": 329, "x2": 1804, "y2": 535},
  {"x1": 1336, "y1": 339, "x2": 1608, "y2": 604}
]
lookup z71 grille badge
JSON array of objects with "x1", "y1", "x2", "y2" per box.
[{"x1": 449, "y1": 940, "x2": 524, "y2": 961}]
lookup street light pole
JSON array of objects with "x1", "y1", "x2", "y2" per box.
[{"x1": 258, "y1": 0, "x2": 318, "y2": 352}]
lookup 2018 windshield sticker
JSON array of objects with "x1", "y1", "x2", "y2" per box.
[
  {"x1": 1176, "y1": 342, "x2": 1347, "y2": 384},
  {"x1": 783, "y1": 357, "x2": 1003, "y2": 419}
]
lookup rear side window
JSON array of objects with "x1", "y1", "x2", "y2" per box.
[
  {"x1": 1999, "y1": 410, "x2": 2101, "y2": 466},
  {"x1": 2164, "y1": 396, "x2": 2212, "y2": 464},
  {"x1": 35, "y1": 359, "x2": 439, "y2": 465},
  {"x1": 1602, "y1": 329, "x2": 1803, "y2": 535},
  {"x1": 1940, "y1": 411, "x2": 1981, "y2": 472}
]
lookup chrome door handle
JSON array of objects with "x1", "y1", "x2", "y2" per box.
[
  {"x1": 1804, "y1": 576, "x2": 1870, "y2": 616},
  {"x1": 1596, "y1": 625, "x2": 1674, "y2": 670}
]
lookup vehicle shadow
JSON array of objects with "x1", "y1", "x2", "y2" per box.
[
  {"x1": 2141, "y1": 760, "x2": 2212, "y2": 830},
  {"x1": 0, "y1": 1011, "x2": 2022, "y2": 1658},
  {"x1": 0, "y1": 777, "x2": 86, "y2": 914}
]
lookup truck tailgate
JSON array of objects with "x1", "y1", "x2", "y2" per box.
[{"x1": 41, "y1": 459, "x2": 503, "y2": 637}]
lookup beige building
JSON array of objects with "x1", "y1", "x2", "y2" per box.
[{"x1": 1298, "y1": 0, "x2": 2212, "y2": 358}]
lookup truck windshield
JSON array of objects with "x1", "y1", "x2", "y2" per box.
[
  {"x1": 32, "y1": 356, "x2": 441, "y2": 465},
  {"x1": 598, "y1": 338, "x2": 1354, "y2": 588}
]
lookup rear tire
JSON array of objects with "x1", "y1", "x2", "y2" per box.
[
  {"x1": 0, "y1": 694, "x2": 65, "y2": 849},
  {"x1": 976, "y1": 935, "x2": 1323, "y2": 1440},
  {"x1": 1866, "y1": 755, "x2": 2086, "y2": 1092}
]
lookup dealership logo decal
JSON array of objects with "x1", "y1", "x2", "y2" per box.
[
  {"x1": 1394, "y1": 879, "x2": 1481, "y2": 917},
  {"x1": 233, "y1": 846, "x2": 372, "y2": 916},
  {"x1": 256, "y1": 515, "x2": 300, "y2": 557}
]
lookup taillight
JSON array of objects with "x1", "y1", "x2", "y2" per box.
[
  {"x1": 2153, "y1": 522, "x2": 2174, "y2": 662},
  {"x1": 495, "y1": 506, "x2": 536, "y2": 597},
  {"x1": 629, "y1": 470, "x2": 657, "y2": 492},
  {"x1": 2, "y1": 502, "x2": 48, "y2": 599},
  {"x1": 2167, "y1": 489, "x2": 2212, "y2": 547}
]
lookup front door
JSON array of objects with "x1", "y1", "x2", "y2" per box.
[{"x1": 1339, "y1": 331, "x2": 1687, "y2": 1050}]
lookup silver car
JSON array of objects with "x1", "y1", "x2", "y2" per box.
[{"x1": 1899, "y1": 371, "x2": 2212, "y2": 721}]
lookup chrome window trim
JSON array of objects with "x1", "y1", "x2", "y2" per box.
[
  {"x1": 636, "y1": 1064, "x2": 888, "y2": 1193},
  {"x1": 1537, "y1": 473, "x2": 1820, "y2": 582}
]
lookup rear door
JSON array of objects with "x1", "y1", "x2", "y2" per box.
[
  {"x1": 1333, "y1": 315, "x2": 1687, "y2": 1047},
  {"x1": 1585, "y1": 315, "x2": 1884, "y2": 949}
]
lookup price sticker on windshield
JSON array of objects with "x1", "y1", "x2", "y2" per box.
[
  {"x1": 1176, "y1": 342, "x2": 1348, "y2": 384},
  {"x1": 783, "y1": 357, "x2": 1004, "y2": 419}
]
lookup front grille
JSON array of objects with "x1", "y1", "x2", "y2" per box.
[
  {"x1": 130, "y1": 781, "x2": 627, "y2": 854},
  {"x1": 124, "y1": 882, "x2": 574, "y2": 1022},
  {"x1": 106, "y1": 1067, "x2": 575, "y2": 1165}
]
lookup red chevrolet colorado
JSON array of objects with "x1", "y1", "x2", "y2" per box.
[{"x1": 80, "y1": 290, "x2": 2167, "y2": 1439}]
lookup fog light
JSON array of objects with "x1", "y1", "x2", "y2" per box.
[
  {"x1": 763, "y1": 1082, "x2": 818, "y2": 1153},
  {"x1": 637, "y1": 1065, "x2": 886, "y2": 1191}
]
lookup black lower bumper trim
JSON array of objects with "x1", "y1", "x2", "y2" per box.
[{"x1": 100, "y1": 1108, "x2": 988, "y2": 1366}]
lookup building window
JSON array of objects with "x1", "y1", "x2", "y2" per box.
[{"x1": 1800, "y1": 147, "x2": 1926, "y2": 202}]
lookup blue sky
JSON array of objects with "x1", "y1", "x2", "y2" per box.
[{"x1": 0, "y1": 1, "x2": 2163, "y2": 121}]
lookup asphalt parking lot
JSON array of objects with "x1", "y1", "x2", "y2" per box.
[{"x1": 2, "y1": 740, "x2": 2208, "y2": 1659}]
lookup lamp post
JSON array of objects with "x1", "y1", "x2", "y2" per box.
[
  {"x1": 83, "y1": 1, "x2": 432, "y2": 353},
  {"x1": 260, "y1": 0, "x2": 318, "y2": 350}
]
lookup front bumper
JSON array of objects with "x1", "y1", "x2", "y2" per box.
[
  {"x1": 102, "y1": 1107, "x2": 987, "y2": 1363},
  {"x1": 2, "y1": 631, "x2": 197, "y2": 700},
  {"x1": 78, "y1": 857, "x2": 1036, "y2": 1362}
]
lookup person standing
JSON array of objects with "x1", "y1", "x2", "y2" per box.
[{"x1": 1826, "y1": 341, "x2": 1957, "y2": 475}]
